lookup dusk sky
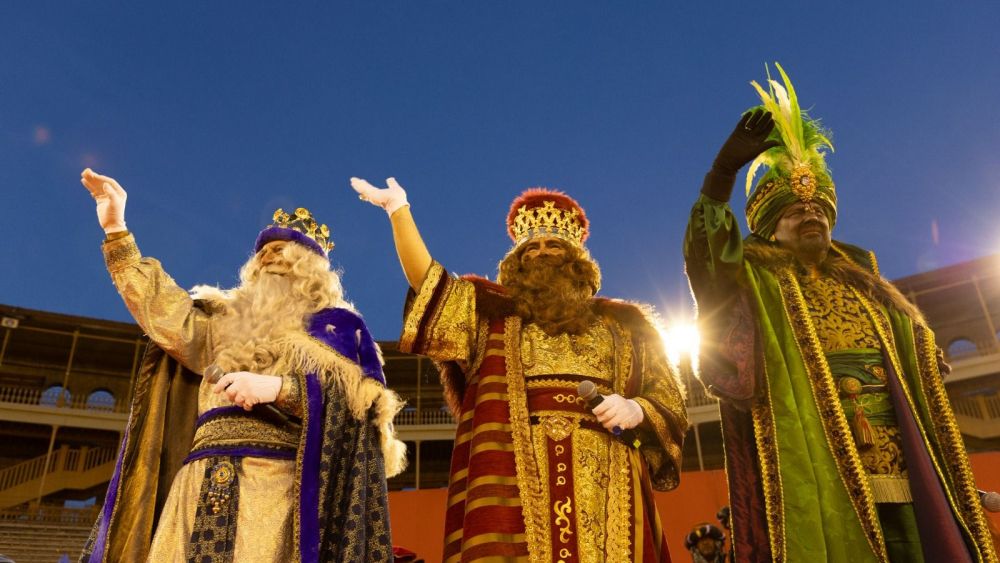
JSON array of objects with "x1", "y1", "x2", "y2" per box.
[{"x1": 3, "y1": 3, "x2": 1000, "y2": 338}]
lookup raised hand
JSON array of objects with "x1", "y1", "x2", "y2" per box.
[
  {"x1": 712, "y1": 109, "x2": 781, "y2": 174},
  {"x1": 80, "y1": 168, "x2": 128, "y2": 233},
  {"x1": 351, "y1": 177, "x2": 410, "y2": 216}
]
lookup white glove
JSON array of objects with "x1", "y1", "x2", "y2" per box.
[
  {"x1": 80, "y1": 168, "x2": 127, "y2": 234},
  {"x1": 351, "y1": 177, "x2": 410, "y2": 216},
  {"x1": 591, "y1": 394, "x2": 644, "y2": 431},
  {"x1": 212, "y1": 371, "x2": 282, "y2": 411}
]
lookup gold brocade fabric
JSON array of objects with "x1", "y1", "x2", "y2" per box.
[
  {"x1": 798, "y1": 272, "x2": 908, "y2": 487},
  {"x1": 147, "y1": 457, "x2": 295, "y2": 562},
  {"x1": 402, "y1": 264, "x2": 685, "y2": 561},
  {"x1": 521, "y1": 321, "x2": 614, "y2": 382},
  {"x1": 798, "y1": 273, "x2": 881, "y2": 351},
  {"x1": 859, "y1": 426, "x2": 907, "y2": 477},
  {"x1": 569, "y1": 429, "x2": 613, "y2": 563},
  {"x1": 102, "y1": 237, "x2": 303, "y2": 560},
  {"x1": 524, "y1": 320, "x2": 626, "y2": 561},
  {"x1": 104, "y1": 234, "x2": 215, "y2": 373}
]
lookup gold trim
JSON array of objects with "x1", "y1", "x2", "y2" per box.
[
  {"x1": 859, "y1": 297, "x2": 997, "y2": 562},
  {"x1": 102, "y1": 233, "x2": 141, "y2": 272},
  {"x1": 604, "y1": 440, "x2": 631, "y2": 561},
  {"x1": 530, "y1": 410, "x2": 597, "y2": 423},
  {"x1": 856, "y1": 297, "x2": 968, "y2": 509},
  {"x1": 603, "y1": 317, "x2": 634, "y2": 562},
  {"x1": 607, "y1": 318, "x2": 632, "y2": 395},
  {"x1": 915, "y1": 326, "x2": 998, "y2": 562},
  {"x1": 632, "y1": 397, "x2": 668, "y2": 448},
  {"x1": 751, "y1": 364, "x2": 786, "y2": 562},
  {"x1": 867, "y1": 475, "x2": 912, "y2": 503},
  {"x1": 778, "y1": 270, "x2": 888, "y2": 562},
  {"x1": 399, "y1": 262, "x2": 445, "y2": 352},
  {"x1": 504, "y1": 316, "x2": 550, "y2": 563},
  {"x1": 465, "y1": 319, "x2": 492, "y2": 387},
  {"x1": 291, "y1": 371, "x2": 308, "y2": 556},
  {"x1": 867, "y1": 251, "x2": 880, "y2": 277},
  {"x1": 274, "y1": 374, "x2": 303, "y2": 418},
  {"x1": 524, "y1": 379, "x2": 612, "y2": 394}
]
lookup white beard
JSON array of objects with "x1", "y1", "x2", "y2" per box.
[{"x1": 206, "y1": 271, "x2": 315, "y2": 373}]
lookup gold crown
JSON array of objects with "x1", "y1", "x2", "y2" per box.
[
  {"x1": 271, "y1": 207, "x2": 334, "y2": 253},
  {"x1": 510, "y1": 201, "x2": 587, "y2": 247}
]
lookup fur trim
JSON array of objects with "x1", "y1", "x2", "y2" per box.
[
  {"x1": 373, "y1": 385, "x2": 408, "y2": 478},
  {"x1": 743, "y1": 240, "x2": 926, "y2": 325},
  {"x1": 189, "y1": 286, "x2": 233, "y2": 314},
  {"x1": 272, "y1": 334, "x2": 375, "y2": 418},
  {"x1": 270, "y1": 333, "x2": 407, "y2": 476}
]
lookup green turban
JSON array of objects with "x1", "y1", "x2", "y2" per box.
[{"x1": 743, "y1": 64, "x2": 837, "y2": 238}]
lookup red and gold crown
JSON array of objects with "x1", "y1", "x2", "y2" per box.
[{"x1": 507, "y1": 188, "x2": 589, "y2": 248}]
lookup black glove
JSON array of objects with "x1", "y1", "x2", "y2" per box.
[{"x1": 702, "y1": 110, "x2": 781, "y2": 201}]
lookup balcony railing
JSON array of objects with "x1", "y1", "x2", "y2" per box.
[
  {"x1": 2, "y1": 382, "x2": 722, "y2": 427},
  {"x1": 0, "y1": 446, "x2": 117, "y2": 494},
  {"x1": 394, "y1": 408, "x2": 455, "y2": 425},
  {"x1": 951, "y1": 392, "x2": 1000, "y2": 421},
  {"x1": 0, "y1": 385, "x2": 128, "y2": 414},
  {"x1": 0, "y1": 504, "x2": 101, "y2": 524}
]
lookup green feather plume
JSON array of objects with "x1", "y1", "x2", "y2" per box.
[{"x1": 745, "y1": 63, "x2": 834, "y2": 196}]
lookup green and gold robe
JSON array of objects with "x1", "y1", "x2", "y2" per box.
[{"x1": 684, "y1": 194, "x2": 997, "y2": 563}]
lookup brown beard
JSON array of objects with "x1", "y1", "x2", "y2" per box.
[{"x1": 499, "y1": 248, "x2": 601, "y2": 336}]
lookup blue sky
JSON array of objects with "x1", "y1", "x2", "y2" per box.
[{"x1": 3, "y1": 2, "x2": 999, "y2": 338}]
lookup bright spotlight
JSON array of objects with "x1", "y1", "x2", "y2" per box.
[{"x1": 661, "y1": 323, "x2": 700, "y2": 371}]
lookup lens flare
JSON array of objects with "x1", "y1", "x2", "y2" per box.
[{"x1": 661, "y1": 323, "x2": 700, "y2": 372}]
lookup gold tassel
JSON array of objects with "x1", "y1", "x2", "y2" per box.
[{"x1": 852, "y1": 402, "x2": 876, "y2": 450}]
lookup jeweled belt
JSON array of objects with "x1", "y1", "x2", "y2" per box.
[{"x1": 185, "y1": 406, "x2": 298, "y2": 464}]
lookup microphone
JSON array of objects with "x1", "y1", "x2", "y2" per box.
[
  {"x1": 204, "y1": 364, "x2": 301, "y2": 430},
  {"x1": 577, "y1": 380, "x2": 642, "y2": 449},
  {"x1": 980, "y1": 489, "x2": 1000, "y2": 513}
]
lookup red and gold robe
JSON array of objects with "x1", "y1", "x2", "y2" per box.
[{"x1": 400, "y1": 262, "x2": 688, "y2": 563}]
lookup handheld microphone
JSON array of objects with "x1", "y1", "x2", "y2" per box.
[
  {"x1": 980, "y1": 489, "x2": 1000, "y2": 513},
  {"x1": 205, "y1": 364, "x2": 301, "y2": 430},
  {"x1": 577, "y1": 380, "x2": 642, "y2": 449}
]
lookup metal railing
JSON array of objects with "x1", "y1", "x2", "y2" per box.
[
  {"x1": 0, "y1": 446, "x2": 117, "y2": 493},
  {"x1": 394, "y1": 408, "x2": 456, "y2": 425},
  {"x1": 951, "y1": 392, "x2": 1000, "y2": 421},
  {"x1": 0, "y1": 504, "x2": 100, "y2": 525},
  {"x1": 2, "y1": 380, "x2": 720, "y2": 427},
  {"x1": 0, "y1": 385, "x2": 127, "y2": 413}
]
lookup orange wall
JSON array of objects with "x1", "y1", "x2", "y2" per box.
[{"x1": 389, "y1": 452, "x2": 1000, "y2": 562}]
